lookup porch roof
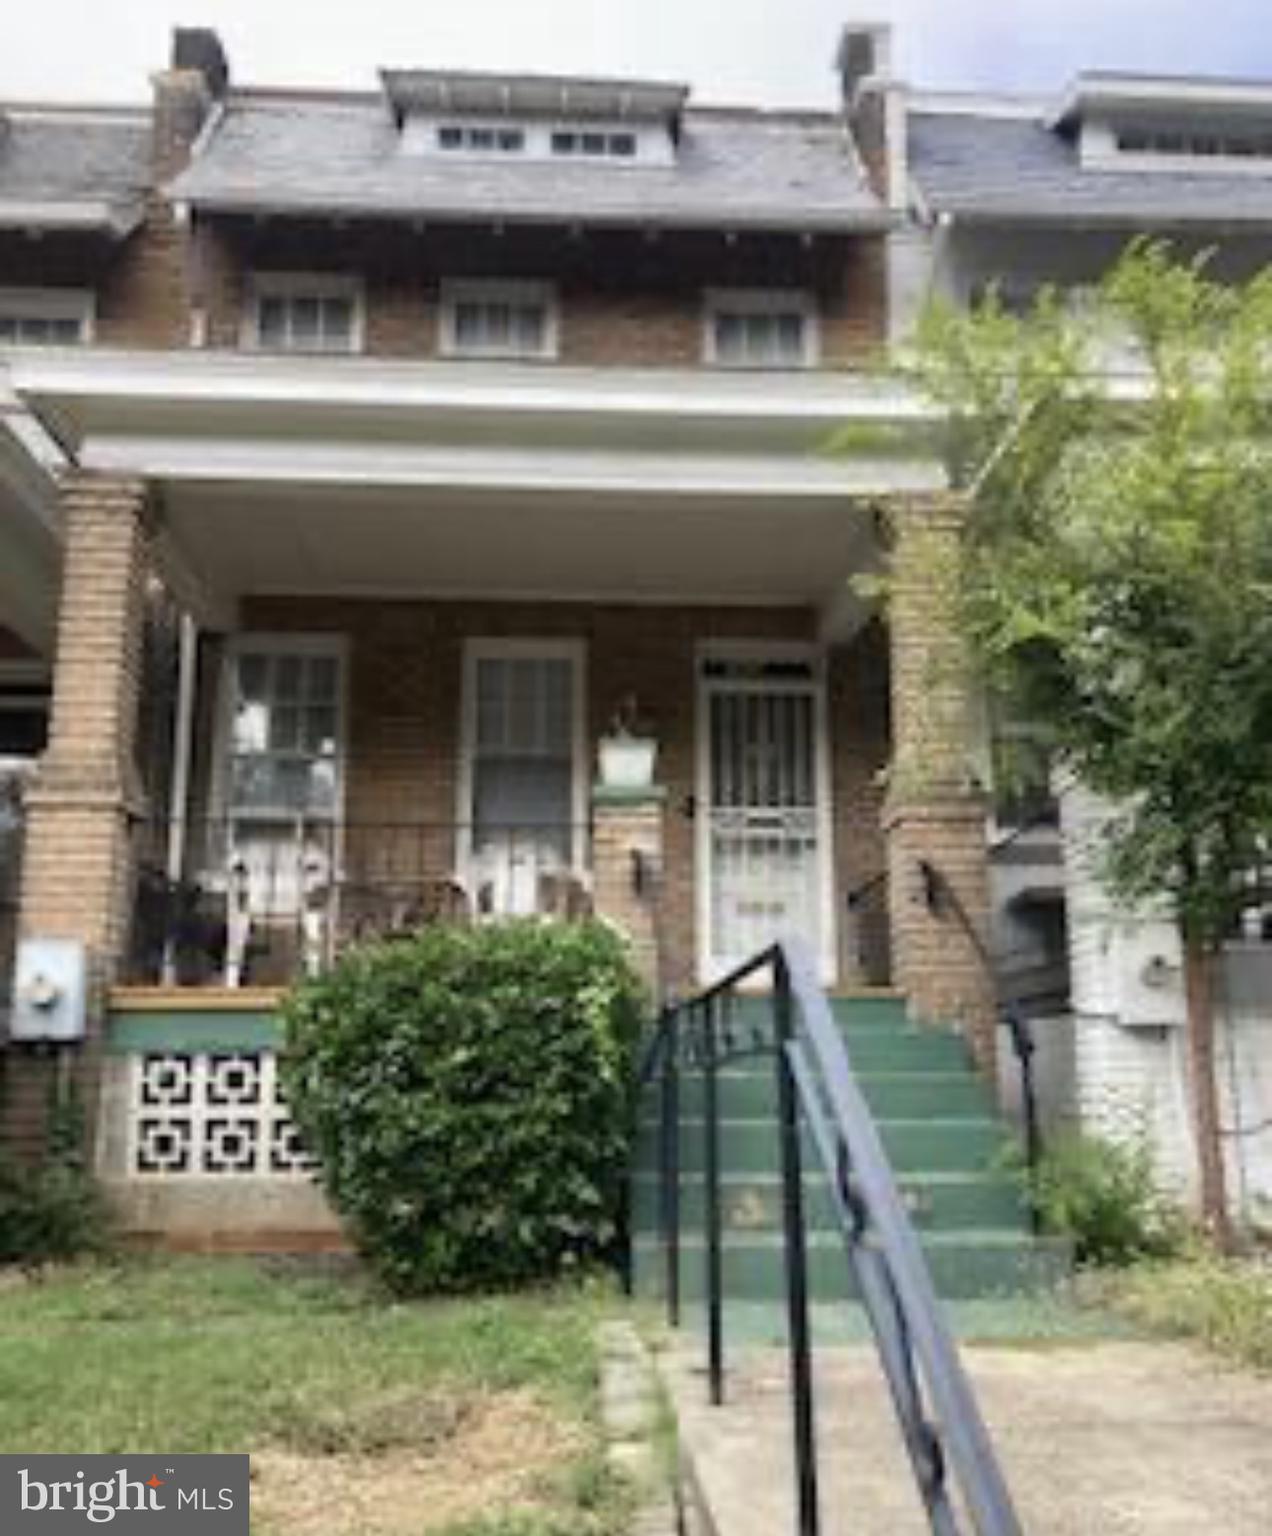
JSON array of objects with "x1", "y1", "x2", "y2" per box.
[
  {"x1": 3, "y1": 349, "x2": 944, "y2": 620},
  {"x1": 0, "y1": 382, "x2": 61, "y2": 652},
  {"x1": 5, "y1": 347, "x2": 944, "y2": 493}
]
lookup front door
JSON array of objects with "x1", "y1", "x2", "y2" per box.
[{"x1": 698, "y1": 651, "x2": 833, "y2": 982}]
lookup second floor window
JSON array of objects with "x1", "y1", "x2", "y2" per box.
[
  {"x1": 0, "y1": 287, "x2": 93, "y2": 346},
  {"x1": 247, "y1": 274, "x2": 362, "y2": 354},
  {"x1": 440, "y1": 280, "x2": 558, "y2": 361},
  {"x1": 705, "y1": 290, "x2": 817, "y2": 368}
]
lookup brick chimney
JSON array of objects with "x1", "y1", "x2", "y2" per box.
[
  {"x1": 838, "y1": 22, "x2": 907, "y2": 210},
  {"x1": 153, "y1": 27, "x2": 229, "y2": 182}
]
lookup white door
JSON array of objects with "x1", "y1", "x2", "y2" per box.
[
  {"x1": 461, "y1": 642, "x2": 585, "y2": 918},
  {"x1": 698, "y1": 654, "x2": 833, "y2": 982}
]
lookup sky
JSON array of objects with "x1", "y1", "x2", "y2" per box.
[{"x1": 1, "y1": 0, "x2": 1270, "y2": 106}]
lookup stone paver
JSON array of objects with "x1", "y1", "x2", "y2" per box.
[{"x1": 664, "y1": 1338, "x2": 1272, "y2": 1535}]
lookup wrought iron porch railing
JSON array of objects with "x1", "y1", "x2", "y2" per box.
[
  {"x1": 641, "y1": 937, "x2": 1023, "y2": 1536},
  {"x1": 844, "y1": 868, "x2": 892, "y2": 988},
  {"x1": 126, "y1": 819, "x2": 593, "y2": 987}
]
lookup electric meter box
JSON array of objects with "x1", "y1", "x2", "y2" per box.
[{"x1": 9, "y1": 939, "x2": 88, "y2": 1043}]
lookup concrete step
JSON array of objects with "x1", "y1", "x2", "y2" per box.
[
  {"x1": 629, "y1": 1169, "x2": 1031, "y2": 1236},
  {"x1": 632, "y1": 1230, "x2": 1070, "y2": 1302}
]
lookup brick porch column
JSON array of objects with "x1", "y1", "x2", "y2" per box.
[
  {"x1": 883, "y1": 491, "x2": 997, "y2": 1072},
  {"x1": 591, "y1": 787, "x2": 667, "y2": 1000},
  {"x1": 6, "y1": 473, "x2": 151, "y2": 1157}
]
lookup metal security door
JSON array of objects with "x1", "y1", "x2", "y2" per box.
[{"x1": 699, "y1": 656, "x2": 833, "y2": 982}]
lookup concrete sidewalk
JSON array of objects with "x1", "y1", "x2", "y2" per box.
[{"x1": 665, "y1": 1338, "x2": 1272, "y2": 1534}]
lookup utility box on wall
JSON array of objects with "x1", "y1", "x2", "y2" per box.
[{"x1": 9, "y1": 939, "x2": 88, "y2": 1043}]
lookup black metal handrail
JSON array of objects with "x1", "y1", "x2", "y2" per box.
[
  {"x1": 917, "y1": 858, "x2": 1043, "y2": 1222},
  {"x1": 640, "y1": 937, "x2": 1023, "y2": 1536}
]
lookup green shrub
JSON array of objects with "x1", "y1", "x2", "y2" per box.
[
  {"x1": 0, "y1": 1092, "x2": 112, "y2": 1267},
  {"x1": 1025, "y1": 1132, "x2": 1187, "y2": 1267},
  {"x1": 280, "y1": 921, "x2": 645, "y2": 1294}
]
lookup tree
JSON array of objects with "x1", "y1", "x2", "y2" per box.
[{"x1": 907, "y1": 241, "x2": 1272, "y2": 1244}]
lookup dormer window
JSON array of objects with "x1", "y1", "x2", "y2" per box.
[
  {"x1": 550, "y1": 130, "x2": 637, "y2": 159},
  {"x1": 387, "y1": 69, "x2": 686, "y2": 167},
  {"x1": 1116, "y1": 126, "x2": 1272, "y2": 160},
  {"x1": 437, "y1": 124, "x2": 526, "y2": 153}
]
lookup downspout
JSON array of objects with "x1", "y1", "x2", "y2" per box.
[{"x1": 161, "y1": 613, "x2": 198, "y2": 985}]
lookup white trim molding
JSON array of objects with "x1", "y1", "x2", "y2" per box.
[{"x1": 3, "y1": 348, "x2": 950, "y2": 501}]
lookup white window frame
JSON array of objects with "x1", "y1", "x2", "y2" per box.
[
  {"x1": 549, "y1": 128, "x2": 640, "y2": 160},
  {"x1": 439, "y1": 279, "x2": 560, "y2": 361},
  {"x1": 242, "y1": 272, "x2": 365, "y2": 355},
  {"x1": 703, "y1": 288, "x2": 819, "y2": 370},
  {"x1": 0, "y1": 286, "x2": 94, "y2": 345},
  {"x1": 435, "y1": 122, "x2": 527, "y2": 155},
  {"x1": 213, "y1": 633, "x2": 349, "y2": 828},
  {"x1": 456, "y1": 638, "x2": 589, "y2": 883}
]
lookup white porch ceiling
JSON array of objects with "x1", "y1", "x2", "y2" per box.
[{"x1": 166, "y1": 480, "x2": 879, "y2": 607}]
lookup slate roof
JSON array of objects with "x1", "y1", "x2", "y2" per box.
[
  {"x1": 0, "y1": 109, "x2": 151, "y2": 235},
  {"x1": 169, "y1": 93, "x2": 889, "y2": 232},
  {"x1": 909, "y1": 107, "x2": 1272, "y2": 227}
]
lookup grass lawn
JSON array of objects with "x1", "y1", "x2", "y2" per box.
[
  {"x1": 1081, "y1": 1251, "x2": 1272, "y2": 1372},
  {"x1": 0, "y1": 1257, "x2": 634, "y2": 1536}
]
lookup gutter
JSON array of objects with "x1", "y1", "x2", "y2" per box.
[
  {"x1": 172, "y1": 195, "x2": 899, "y2": 236},
  {"x1": 0, "y1": 198, "x2": 145, "y2": 238}
]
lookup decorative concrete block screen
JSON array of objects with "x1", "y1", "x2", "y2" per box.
[{"x1": 130, "y1": 1050, "x2": 316, "y2": 1177}]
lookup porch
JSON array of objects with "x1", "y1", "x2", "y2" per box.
[
  {"x1": 0, "y1": 348, "x2": 1000, "y2": 1239},
  {"x1": 118, "y1": 600, "x2": 895, "y2": 998}
]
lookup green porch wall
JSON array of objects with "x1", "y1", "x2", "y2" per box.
[{"x1": 105, "y1": 1008, "x2": 284, "y2": 1054}]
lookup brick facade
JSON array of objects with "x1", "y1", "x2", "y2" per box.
[
  {"x1": 189, "y1": 596, "x2": 886, "y2": 995},
  {"x1": 189, "y1": 217, "x2": 886, "y2": 368},
  {"x1": 6, "y1": 473, "x2": 151, "y2": 1158},
  {"x1": 591, "y1": 791, "x2": 667, "y2": 995},
  {"x1": 883, "y1": 493, "x2": 997, "y2": 1068},
  {"x1": 236, "y1": 597, "x2": 790, "y2": 991}
]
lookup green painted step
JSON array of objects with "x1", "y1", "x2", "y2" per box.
[
  {"x1": 636, "y1": 1117, "x2": 1011, "y2": 1176},
  {"x1": 631, "y1": 1231, "x2": 1071, "y2": 1303},
  {"x1": 629, "y1": 1169, "x2": 1030, "y2": 1235},
  {"x1": 632, "y1": 990, "x2": 1065, "y2": 1300},
  {"x1": 724, "y1": 995, "x2": 913, "y2": 1030},
  {"x1": 674, "y1": 1070, "x2": 995, "y2": 1120},
  {"x1": 652, "y1": 1031, "x2": 973, "y2": 1074}
]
